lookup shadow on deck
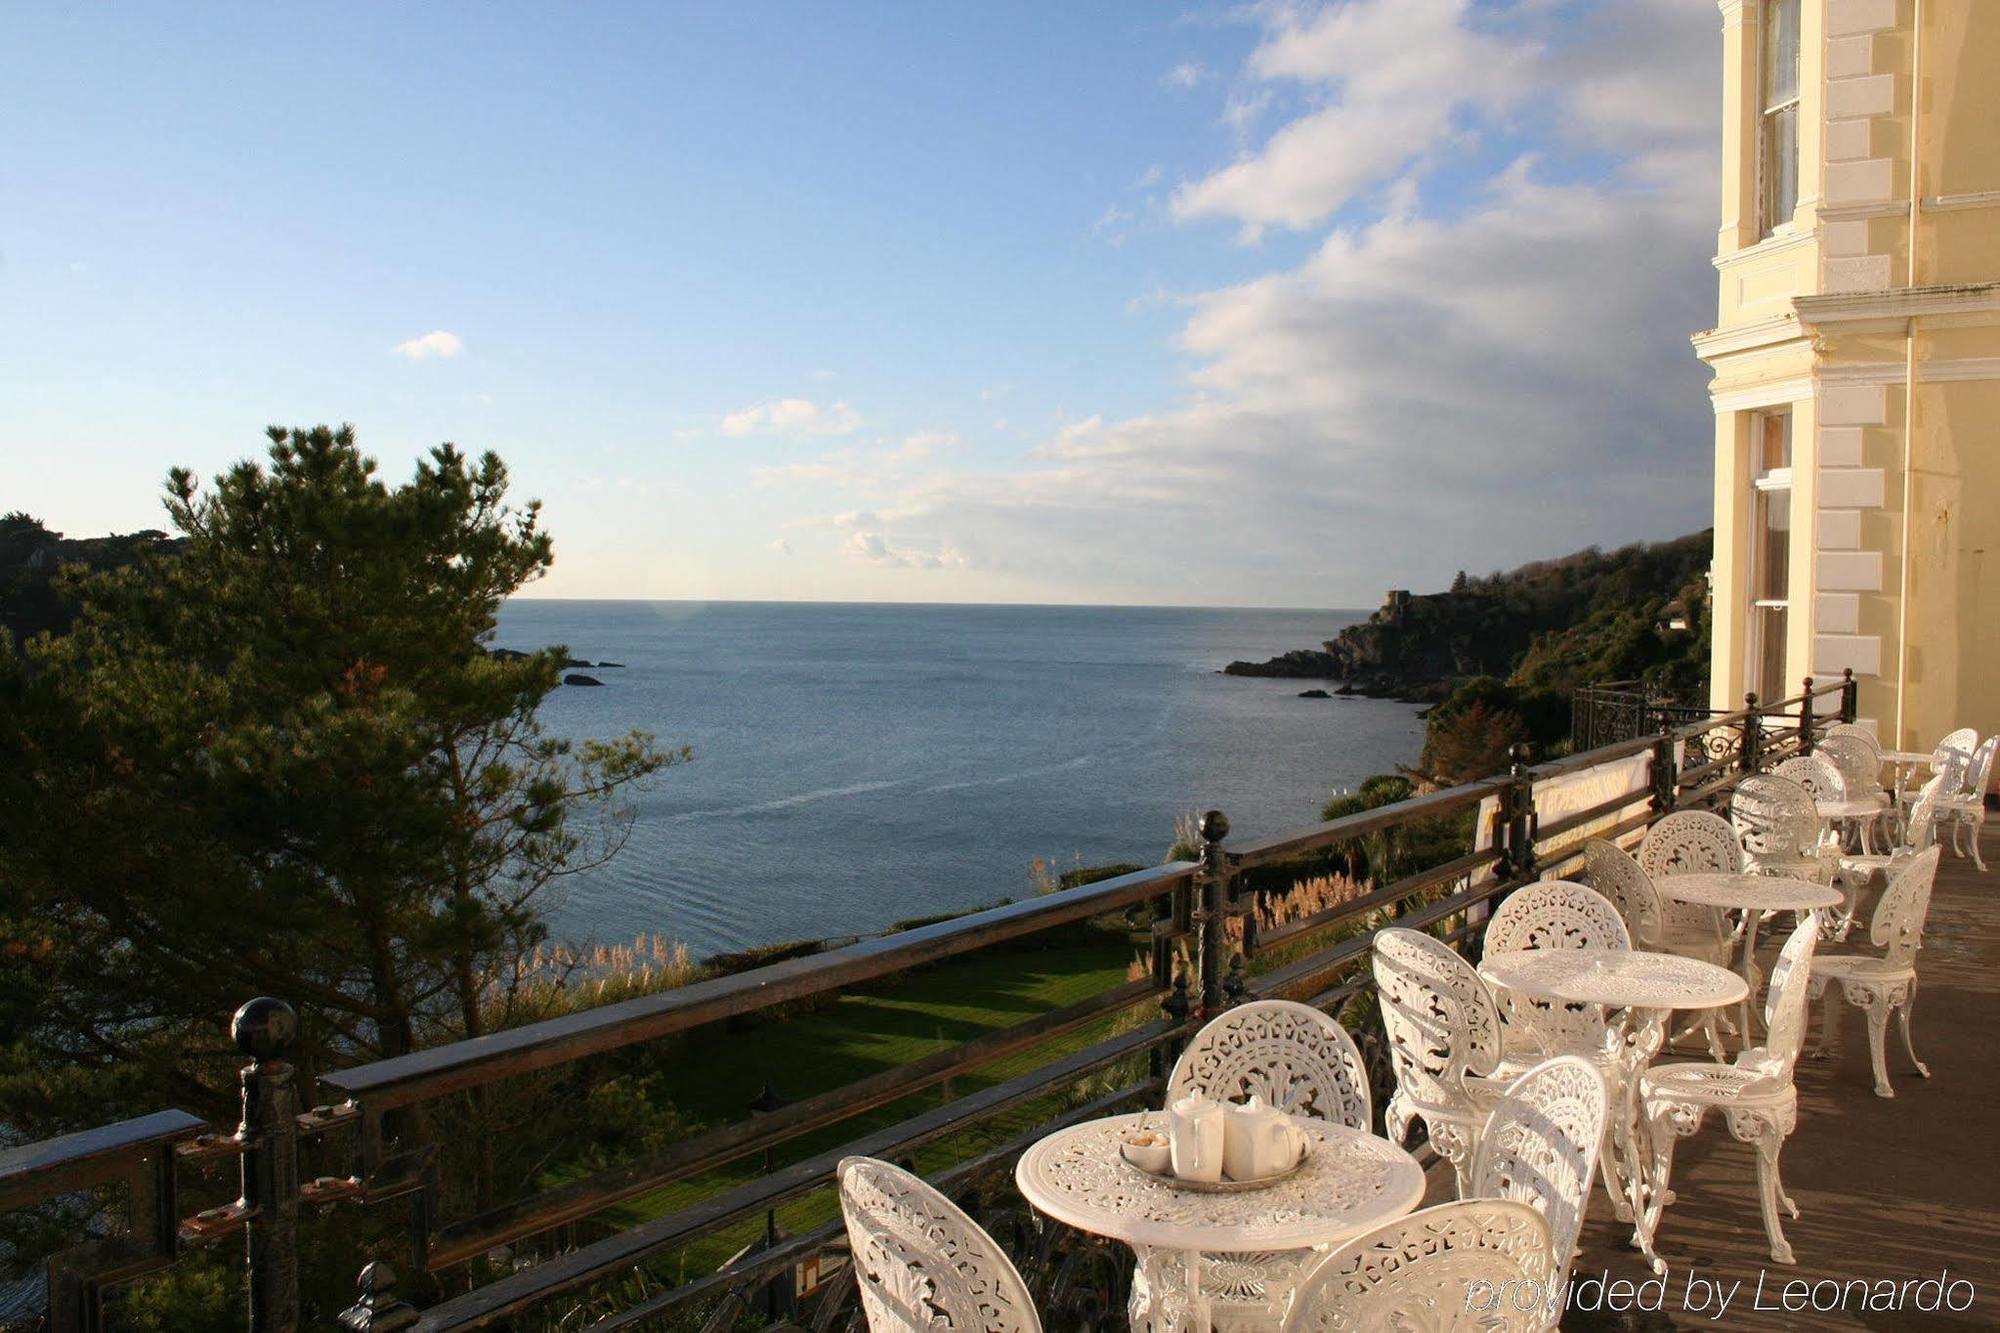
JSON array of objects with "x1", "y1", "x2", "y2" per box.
[{"x1": 1426, "y1": 823, "x2": 2000, "y2": 1330}]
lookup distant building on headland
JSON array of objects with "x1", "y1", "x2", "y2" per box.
[{"x1": 1695, "y1": 0, "x2": 1999, "y2": 751}]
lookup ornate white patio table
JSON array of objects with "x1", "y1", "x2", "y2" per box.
[
  {"x1": 1014, "y1": 1111, "x2": 1424, "y2": 1332},
  {"x1": 1478, "y1": 948, "x2": 1747, "y2": 1244},
  {"x1": 1654, "y1": 873, "x2": 1841, "y2": 1038}
]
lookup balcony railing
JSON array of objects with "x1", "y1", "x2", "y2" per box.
[{"x1": 1, "y1": 674, "x2": 1858, "y2": 1331}]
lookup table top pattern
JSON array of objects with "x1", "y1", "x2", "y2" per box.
[
  {"x1": 1013, "y1": 1112, "x2": 1423, "y2": 1253},
  {"x1": 1652, "y1": 872, "x2": 1843, "y2": 912},
  {"x1": 1479, "y1": 948, "x2": 1748, "y2": 1011}
]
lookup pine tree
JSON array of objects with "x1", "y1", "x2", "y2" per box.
[{"x1": 0, "y1": 425, "x2": 681, "y2": 1135}]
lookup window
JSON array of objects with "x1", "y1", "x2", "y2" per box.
[
  {"x1": 1748, "y1": 411, "x2": 1792, "y2": 701},
  {"x1": 1759, "y1": 0, "x2": 1801, "y2": 236}
]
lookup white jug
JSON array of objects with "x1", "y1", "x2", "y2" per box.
[
  {"x1": 1167, "y1": 1093, "x2": 1225, "y2": 1183},
  {"x1": 1222, "y1": 1096, "x2": 1308, "y2": 1181}
]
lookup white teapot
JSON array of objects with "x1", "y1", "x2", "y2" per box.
[
  {"x1": 1167, "y1": 1092, "x2": 1225, "y2": 1183},
  {"x1": 1222, "y1": 1096, "x2": 1308, "y2": 1181}
]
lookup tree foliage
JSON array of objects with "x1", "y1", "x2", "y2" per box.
[{"x1": 0, "y1": 426, "x2": 682, "y2": 1137}]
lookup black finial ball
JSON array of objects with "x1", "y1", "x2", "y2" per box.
[
  {"x1": 1508, "y1": 742, "x2": 1532, "y2": 765},
  {"x1": 1745, "y1": 692, "x2": 1760, "y2": 708},
  {"x1": 232, "y1": 997, "x2": 298, "y2": 1061},
  {"x1": 1199, "y1": 809, "x2": 1230, "y2": 842}
]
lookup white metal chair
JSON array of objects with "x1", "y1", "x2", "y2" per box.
[
  {"x1": 1470, "y1": 1056, "x2": 1607, "y2": 1304},
  {"x1": 1587, "y1": 839, "x2": 1733, "y2": 1059},
  {"x1": 1833, "y1": 773, "x2": 1947, "y2": 940},
  {"x1": 1635, "y1": 913, "x2": 1820, "y2": 1274},
  {"x1": 1939, "y1": 735, "x2": 1996, "y2": 871},
  {"x1": 1483, "y1": 881, "x2": 1629, "y2": 1063},
  {"x1": 1730, "y1": 775, "x2": 1839, "y2": 884},
  {"x1": 1893, "y1": 727, "x2": 1977, "y2": 825},
  {"x1": 1283, "y1": 1200, "x2": 1554, "y2": 1333},
  {"x1": 1152, "y1": 1001, "x2": 1372, "y2": 1332},
  {"x1": 1813, "y1": 734, "x2": 1893, "y2": 852},
  {"x1": 1170, "y1": 1000, "x2": 1371, "y2": 1129},
  {"x1": 1638, "y1": 810, "x2": 1743, "y2": 878},
  {"x1": 837, "y1": 1156, "x2": 1043, "y2": 1333},
  {"x1": 1373, "y1": 928, "x2": 1512, "y2": 1195},
  {"x1": 1812, "y1": 846, "x2": 1944, "y2": 1098}
]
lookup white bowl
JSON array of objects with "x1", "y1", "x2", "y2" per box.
[{"x1": 1120, "y1": 1138, "x2": 1173, "y2": 1174}]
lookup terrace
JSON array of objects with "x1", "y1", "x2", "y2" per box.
[{"x1": 6, "y1": 673, "x2": 1995, "y2": 1330}]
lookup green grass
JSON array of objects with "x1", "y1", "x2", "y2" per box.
[{"x1": 534, "y1": 924, "x2": 1148, "y2": 1290}]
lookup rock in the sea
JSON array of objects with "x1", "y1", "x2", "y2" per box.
[
  {"x1": 1298, "y1": 688, "x2": 1332, "y2": 699},
  {"x1": 563, "y1": 658, "x2": 594, "y2": 668},
  {"x1": 595, "y1": 660, "x2": 625, "y2": 668},
  {"x1": 487, "y1": 647, "x2": 530, "y2": 662},
  {"x1": 563, "y1": 673, "x2": 606, "y2": 687}
]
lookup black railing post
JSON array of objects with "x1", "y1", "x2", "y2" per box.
[
  {"x1": 1196, "y1": 810, "x2": 1231, "y2": 1015},
  {"x1": 337, "y1": 1261, "x2": 419, "y2": 1332},
  {"x1": 1841, "y1": 667, "x2": 1858, "y2": 723},
  {"x1": 1799, "y1": 676, "x2": 1816, "y2": 755},
  {"x1": 1740, "y1": 693, "x2": 1763, "y2": 774},
  {"x1": 232, "y1": 998, "x2": 300, "y2": 1333},
  {"x1": 1506, "y1": 744, "x2": 1537, "y2": 880},
  {"x1": 1651, "y1": 716, "x2": 1678, "y2": 814}
]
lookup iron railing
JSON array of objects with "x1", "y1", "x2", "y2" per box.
[{"x1": 2, "y1": 674, "x2": 1858, "y2": 1331}]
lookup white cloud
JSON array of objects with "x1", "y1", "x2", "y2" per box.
[
  {"x1": 721, "y1": 397, "x2": 863, "y2": 438},
  {"x1": 1164, "y1": 60, "x2": 1207, "y2": 90},
  {"x1": 1135, "y1": 165, "x2": 1165, "y2": 189},
  {"x1": 842, "y1": 530, "x2": 966, "y2": 571},
  {"x1": 798, "y1": 0, "x2": 1721, "y2": 604},
  {"x1": 1175, "y1": 0, "x2": 1537, "y2": 235},
  {"x1": 393, "y1": 329, "x2": 464, "y2": 360},
  {"x1": 891, "y1": 430, "x2": 959, "y2": 462},
  {"x1": 768, "y1": 538, "x2": 793, "y2": 556}
]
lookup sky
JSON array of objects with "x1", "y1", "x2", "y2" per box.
[{"x1": 0, "y1": 1, "x2": 1723, "y2": 607}]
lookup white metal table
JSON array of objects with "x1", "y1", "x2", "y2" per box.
[
  {"x1": 1478, "y1": 948, "x2": 1747, "y2": 1244},
  {"x1": 1014, "y1": 1111, "x2": 1424, "y2": 1332},
  {"x1": 1816, "y1": 796, "x2": 1885, "y2": 853},
  {"x1": 1655, "y1": 873, "x2": 1841, "y2": 1037}
]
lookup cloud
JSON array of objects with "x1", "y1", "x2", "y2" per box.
[
  {"x1": 1174, "y1": 0, "x2": 1537, "y2": 236},
  {"x1": 768, "y1": 538, "x2": 793, "y2": 556},
  {"x1": 1093, "y1": 204, "x2": 1133, "y2": 245},
  {"x1": 721, "y1": 397, "x2": 863, "y2": 438},
  {"x1": 842, "y1": 530, "x2": 966, "y2": 571},
  {"x1": 393, "y1": 329, "x2": 464, "y2": 360},
  {"x1": 800, "y1": 0, "x2": 1721, "y2": 604},
  {"x1": 891, "y1": 430, "x2": 959, "y2": 462},
  {"x1": 1164, "y1": 60, "x2": 1206, "y2": 90}
]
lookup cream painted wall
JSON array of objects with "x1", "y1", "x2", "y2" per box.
[{"x1": 1698, "y1": 1, "x2": 2000, "y2": 773}]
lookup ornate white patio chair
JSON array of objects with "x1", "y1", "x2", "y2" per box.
[
  {"x1": 1483, "y1": 881, "x2": 1629, "y2": 1062},
  {"x1": 1638, "y1": 810, "x2": 1743, "y2": 879},
  {"x1": 1812, "y1": 846, "x2": 1943, "y2": 1098},
  {"x1": 1373, "y1": 928, "x2": 1512, "y2": 1195},
  {"x1": 1730, "y1": 775, "x2": 1839, "y2": 884},
  {"x1": 1283, "y1": 1200, "x2": 1554, "y2": 1333},
  {"x1": 837, "y1": 1156, "x2": 1042, "y2": 1333},
  {"x1": 1939, "y1": 735, "x2": 1996, "y2": 871},
  {"x1": 1170, "y1": 999, "x2": 1371, "y2": 1129},
  {"x1": 1146, "y1": 1001, "x2": 1372, "y2": 1331},
  {"x1": 1470, "y1": 1056, "x2": 1607, "y2": 1305},
  {"x1": 1814, "y1": 733, "x2": 1893, "y2": 852},
  {"x1": 1893, "y1": 727, "x2": 1977, "y2": 825},
  {"x1": 1584, "y1": 839, "x2": 1733, "y2": 1058},
  {"x1": 1635, "y1": 913, "x2": 1820, "y2": 1274},
  {"x1": 1832, "y1": 773, "x2": 1946, "y2": 940}
]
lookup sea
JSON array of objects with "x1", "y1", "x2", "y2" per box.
[{"x1": 493, "y1": 601, "x2": 1423, "y2": 959}]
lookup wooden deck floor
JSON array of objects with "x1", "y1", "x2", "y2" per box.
[{"x1": 1422, "y1": 822, "x2": 2000, "y2": 1331}]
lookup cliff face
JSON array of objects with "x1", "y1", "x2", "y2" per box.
[{"x1": 1224, "y1": 531, "x2": 1714, "y2": 702}]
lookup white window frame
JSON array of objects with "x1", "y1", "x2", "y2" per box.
[
  {"x1": 1745, "y1": 409, "x2": 1793, "y2": 701},
  {"x1": 1757, "y1": 0, "x2": 1802, "y2": 238}
]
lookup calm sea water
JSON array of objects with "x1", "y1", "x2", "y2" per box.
[{"x1": 494, "y1": 601, "x2": 1422, "y2": 958}]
